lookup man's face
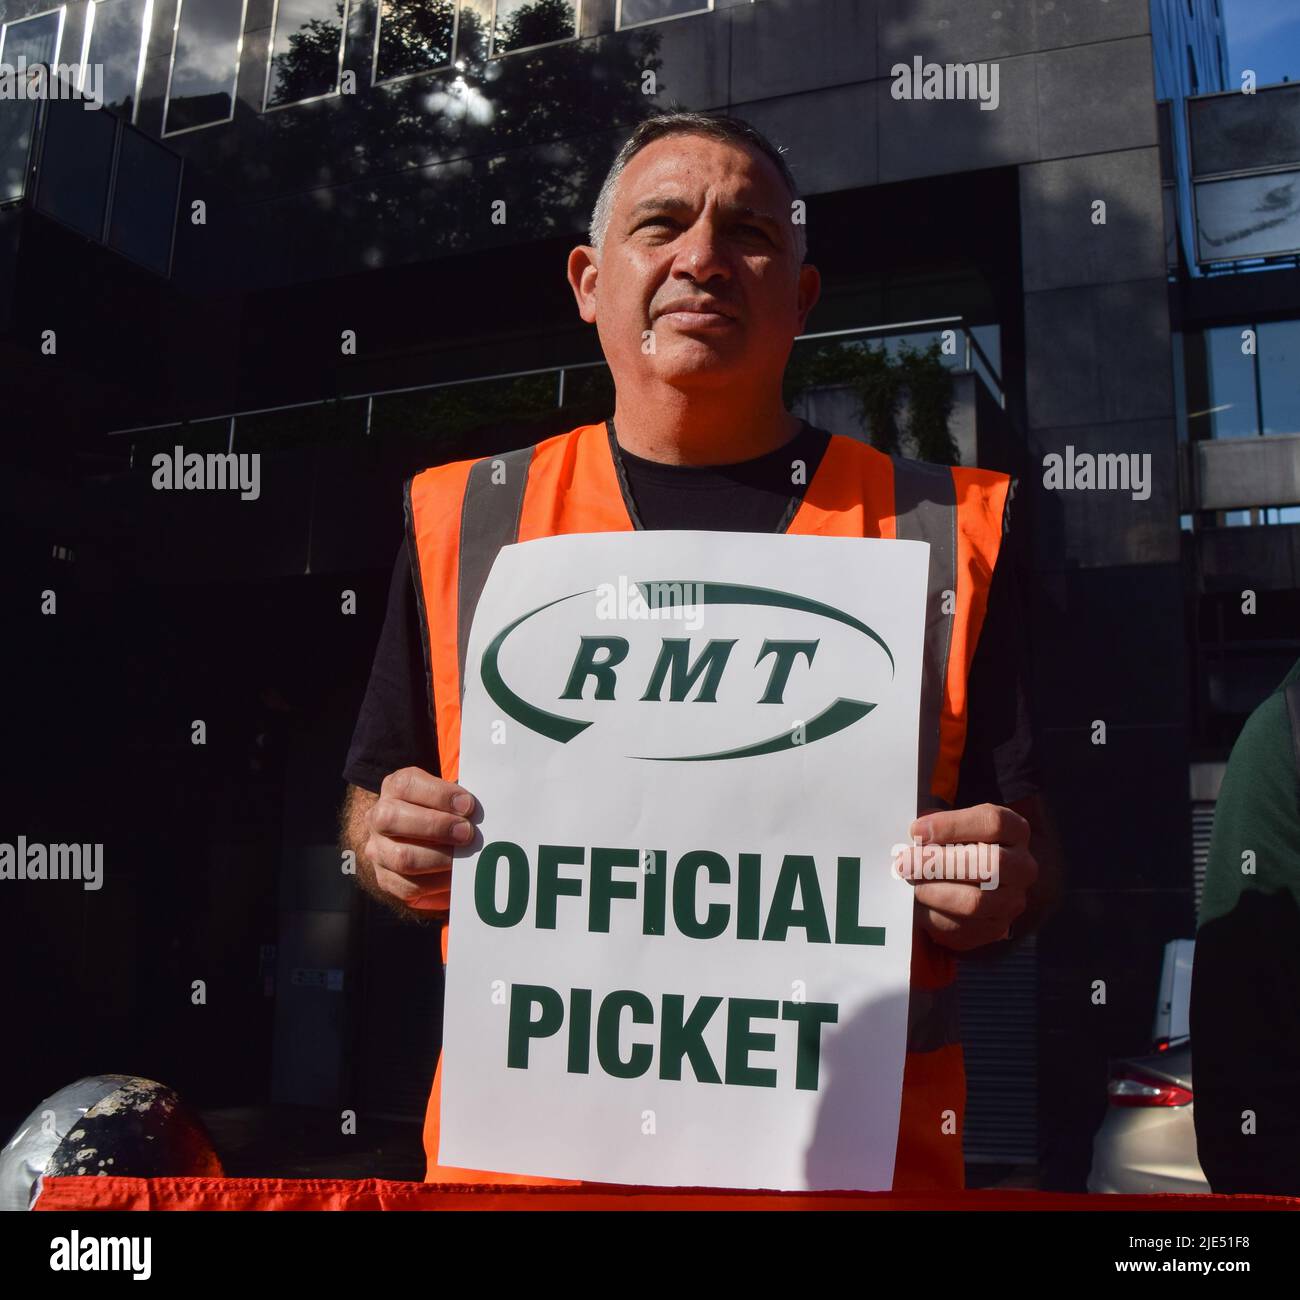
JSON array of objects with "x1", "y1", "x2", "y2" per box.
[{"x1": 569, "y1": 133, "x2": 820, "y2": 395}]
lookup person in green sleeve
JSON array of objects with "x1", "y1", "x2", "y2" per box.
[{"x1": 1191, "y1": 657, "x2": 1300, "y2": 1195}]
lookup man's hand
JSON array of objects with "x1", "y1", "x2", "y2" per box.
[
  {"x1": 904, "y1": 802, "x2": 1038, "y2": 953},
  {"x1": 341, "y1": 767, "x2": 477, "y2": 917}
]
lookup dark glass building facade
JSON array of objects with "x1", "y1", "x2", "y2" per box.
[{"x1": 3, "y1": 0, "x2": 1297, "y2": 1188}]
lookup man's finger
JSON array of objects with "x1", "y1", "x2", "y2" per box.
[
  {"x1": 367, "y1": 836, "x2": 456, "y2": 877},
  {"x1": 918, "y1": 907, "x2": 1012, "y2": 949},
  {"x1": 376, "y1": 863, "x2": 450, "y2": 908},
  {"x1": 910, "y1": 802, "x2": 1029, "y2": 848},
  {"x1": 896, "y1": 843, "x2": 1038, "y2": 890},
  {"x1": 380, "y1": 766, "x2": 477, "y2": 816},
  {"x1": 369, "y1": 798, "x2": 473, "y2": 846},
  {"x1": 913, "y1": 880, "x2": 1027, "y2": 922},
  {"x1": 895, "y1": 841, "x2": 1037, "y2": 894}
]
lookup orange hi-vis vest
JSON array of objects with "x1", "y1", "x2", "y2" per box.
[{"x1": 405, "y1": 419, "x2": 1012, "y2": 1191}]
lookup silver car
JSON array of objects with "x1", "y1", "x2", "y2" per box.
[{"x1": 1088, "y1": 940, "x2": 1209, "y2": 1194}]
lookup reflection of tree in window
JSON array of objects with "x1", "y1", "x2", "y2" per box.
[
  {"x1": 376, "y1": 0, "x2": 455, "y2": 83},
  {"x1": 267, "y1": 0, "x2": 348, "y2": 108},
  {"x1": 493, "y1": 0, "x2": 577, "y2": 56},
  {"x1": 257, "y1": 0, "x2": 662, "y2": 267}
]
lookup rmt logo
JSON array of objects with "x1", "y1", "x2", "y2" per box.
[{"x1": 481, "y1": 580, "x2": 896, "y2": 762}]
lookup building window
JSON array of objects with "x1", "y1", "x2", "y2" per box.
[
  {"x1": 617, "y1": 0, "x2": 711, "y2": 29},
  {"x1": 1188, "y1": 320, "x2": 1300, "y2": 440},
  {"x1": 163, "y1": 0, "x2": 247, "y2": 136},
  {"x1": 373, "y1": 0, "x2": 456, "y2": 85},
  {"x1": 490, "y1": 0, "x2": 579, "y2": 57},
  {"x1": 0, "y1": 7, "x2": 68, "y2": 203},
  {"x1": 1258, "y1": 320, "x2": 1300, "y2": 436},
  {"x1": 33, "y1": 94, "x2": 117, "y2": 240},
  {"x1": 1193, "y1": 173, "x2": 1300, "y2": 265},
  {"x1": 79, "y1": 0, "x2": 152, "y2": 121},
  {"x1": 1196, "y1": 326, "x2": 1259, "y2": 439},
  {"x1": 108, "y1": 126, "x2": 183, "y2": 275},
  {"x1": 265, "y1": 0, "x2": 351, "y2": 109},
  {"x1": 1223, "y1": 506, "x2": 1300, "y2": 526},
  {"x1": 0, "y1": 6, "x2": 65, "y2": 66}
]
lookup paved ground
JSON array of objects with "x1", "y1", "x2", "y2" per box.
[
  {"x1": 197, "y1": 1106, "x2": 425, "y2": 1180},
  {"x1": 966, "y1": 1163, "x2": 1040, "y2": 1190}
]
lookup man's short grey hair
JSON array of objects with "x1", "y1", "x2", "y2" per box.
[{"x1": 588, "y1": 111, "x2": 808, "y2": 263}]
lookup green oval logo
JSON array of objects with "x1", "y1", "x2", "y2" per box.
[{"x1": 480, "y1": 580, "x2": 895, "y2": 762}]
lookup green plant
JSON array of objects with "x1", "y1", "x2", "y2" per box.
[{"x1": 784, "y1": 337, "x2": 959, "y2": 465}]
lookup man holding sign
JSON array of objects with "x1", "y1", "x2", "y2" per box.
[{"x1": 341, "y1": 113, "x2": 1059, "y2": 1191}]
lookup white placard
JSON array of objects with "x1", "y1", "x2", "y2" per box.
[{"x1": 439, "y1": 531, "x2": 928, "y2": 1190}]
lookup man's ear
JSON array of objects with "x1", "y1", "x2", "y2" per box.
[
  {"x1": 795, "y1": 262, "x2": 821, "y2": 332},
  {"x1": 567, "y1": 245, "x2": 600, "y2": 325}
]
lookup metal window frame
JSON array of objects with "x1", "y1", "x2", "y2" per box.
[
  {"x1": 615, "y1": 0, "x2": 711, "y2": 33},
  {"x1": 370, "y1": 0, "x2": 460, "y2": 88},
  {"x1": 78, "y1": 0, "x2": 155, "y2": 126},
  {"x1": 1184, "y1": 85, "x2": 1300, "y2": 182},
  {"x1": 1182, "y1": 93, "x2": 1300, "y2": 268},
  {"x1": 1191, "y1": 174, "x2": 1300, "y2": 267},
  {"x1": 161, "y1": 0, "x2": 249, "y2": 138},
  {"x1": 262, "y1": 0, "x2": 354, "y2": 113},
  {"x1": 106, "y1": 123, "x2": 184, "y2": 277},
  {"x1": 27, "y1": 77, "x2": 184, "y2": 278},
  {"x1": 0, "y1": 5, "x2": 67, "y2": 205},
  {"x1": 103, "y1": 314, "x2": 1004, "y2": 439},
  {"x1": 1253, "y1": 319, "x2": 1300, "y2": 439},
  {"x1": 488, "y1": 0, "x2": 582, "y2": 60},
  {"x1": 1195, "y1": 321, "x2": 1265, "y2": 440},
  {"x1": 31, "y1": 86, "x2": 118, "y2": 240},
  {"x1": 0, "y1": 5, "x2": 68, "y2": 69}
]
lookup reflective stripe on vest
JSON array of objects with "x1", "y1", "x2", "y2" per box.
[
  {"x1": 455, "y1": 445, "x2": 534, "y2": 705},
  {"x1": 407, "y1": 421, "x2": 1011, "y2": 1190},
  {"x1": 890, "y1": 456, "x2": 957, "y2": 817}
]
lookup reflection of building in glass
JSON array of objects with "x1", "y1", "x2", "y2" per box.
[
  {"x1": 162, "y1": 0, "x2": 247, "y2": 135},
  {"x1": 80, "y1": 0, "x2": 152, "y2": 121},
  {"x1": 1153, "y1": 6, "x2": 1300, "y2": 771}
]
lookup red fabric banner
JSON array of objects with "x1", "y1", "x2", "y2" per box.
[{"x1": 32, "y1": 1176, "x2": 1300, "y2": 1212}]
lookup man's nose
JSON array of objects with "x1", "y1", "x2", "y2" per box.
[{"x1": 671, "y1": 220, "x2": 730, "y2": 283}]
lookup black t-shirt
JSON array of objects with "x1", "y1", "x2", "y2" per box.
[{"x1": 343, "y1": 423, "x2": 1042, "y2": 807}]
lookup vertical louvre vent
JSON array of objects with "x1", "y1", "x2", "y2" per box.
[
  {"x1": 958, "y1": 937, "x2": 1038, "y2": 1163},
  {"x1": 1191, "y1": 802, "x2": 1216, "y2": 916}
]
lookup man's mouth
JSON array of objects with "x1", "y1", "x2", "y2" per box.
[{"x1": 654, "y1": 300, "x2": 739, "y2": 330}]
